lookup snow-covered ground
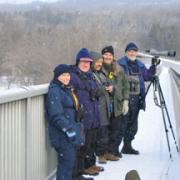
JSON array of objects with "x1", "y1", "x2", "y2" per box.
[{"x1": 87, "y1": 67, "x2": 180, "y2": 180}]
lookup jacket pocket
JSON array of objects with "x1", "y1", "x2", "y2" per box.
[{"x1": 73, "y1": 123, "x2": 85, "y2": 147}]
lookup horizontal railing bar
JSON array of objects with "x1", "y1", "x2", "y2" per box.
[{"x1": 0, "y1": 84, "x2": 49, "y2": 104}]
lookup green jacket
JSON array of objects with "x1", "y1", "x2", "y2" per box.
[{"x1": 102, "y1": 61, "x2": 129, "y2": 117}]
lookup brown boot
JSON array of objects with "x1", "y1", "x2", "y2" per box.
[
  {"x1": 104, "y1": 153, "x2": 119, "y2": 161},
  {"x1": 98, "y1": 155, "x2": 107, "y2": 164},
  {"x1": 91, "y1": 165, "x2": 104, "y2": 172},
  {"x1": 83, "y1": 167, "x2": 99, "y2": 176}
]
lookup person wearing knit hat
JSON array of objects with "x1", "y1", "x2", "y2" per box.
[
  {"x1": 70, "y1": 48, "x2": 102, "y2": 178},
  {"x1": 117, "y1": 42, "x2": 156, "y2": 155},
  {"x1": 100, "y1": 46, "x2": 130, "y2": 161},
  {"x1": 46, "y1": 64, "x2": 85, "y2": 180},
  {"x1": 90, "y1": 51, "x2": 111, "y2": 164}
]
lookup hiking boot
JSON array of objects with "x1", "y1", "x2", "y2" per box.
[
  {"x1": 122, "y1": 143, "x2": 139, "y2": 155},
  {"x1": 98, "y1": 155, "x2": 107, "y2": 164},
  {"x1": 83, "y1": 167, "x2": 99, "y2": 176},
  {"x1": 104, "y1": 153, "x2": 119, "y2": 161},
  {"x1": 91, "y1": 165, "x2": 104, "y2": 172}
]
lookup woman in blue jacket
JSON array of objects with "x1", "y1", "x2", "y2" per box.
[{"x1": 45, "y1": 64, "x2": 86, "y2": 180}]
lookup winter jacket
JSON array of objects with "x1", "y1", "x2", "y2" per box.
[
  {"x1": 102, "y1": 61, "x2": 129, "y2": 117},
  {"x1": 92, "y1": 70, "x2": 110, "y2": 126},
  {"x1": 118, "y1": 56, "x2": 156, "y2": 110},
  {"x1": 45, "y1": 81, "x2": 84, "y2": 149},
  {"x1": 70, "y1": 66, "x2": 100, "y2": 129}
]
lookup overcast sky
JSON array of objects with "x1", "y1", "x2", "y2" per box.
[{"x1": 0, "y1": 0, "x2": 60, "y2": 4}]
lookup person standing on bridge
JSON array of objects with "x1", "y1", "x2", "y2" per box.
[
  {"x1": 118, "y1": 42, "x2": 156, "y2": 155},
  {"x1": 101, "y1": 46, "x2": 129, "y2": 160},
  {"x1": 70, "y1": 48, "x2": 104, "y2": 178},
  {"x1": 45, "y1": 64, "x2": 86, "y2": 180},
  {"x1": 90, "y1": 51, "x2": 111, "y2": 164}
]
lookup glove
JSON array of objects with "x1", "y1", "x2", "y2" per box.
[
  {"x1": 122, "y1": 100, "x2": 129, "y2": 115},
  {"x1": 65, "y1": 128, "x2": 76, "y2": 142},
  {"x1": 151, "y1": 57, "x2": 161, "y2": 66}
]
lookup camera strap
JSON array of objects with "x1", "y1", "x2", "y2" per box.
[
  {"x1": 71, "y1": 89, "x2": 79, "y2": 111},
  {"x1": 93, "y1": 72, "x2": 102, "y2": 85}
]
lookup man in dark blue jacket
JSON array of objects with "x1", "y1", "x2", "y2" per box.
[{"x1": 118, "y1": 42, "x2": 156, "y2": 155}]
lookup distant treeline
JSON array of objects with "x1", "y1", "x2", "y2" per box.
[{"x1": 0, "y1": 3, "x2": 180, "y2": 84}]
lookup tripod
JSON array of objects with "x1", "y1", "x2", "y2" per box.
[{"x1": 144, "y1": 74, "x2": 179, "y2": 159}]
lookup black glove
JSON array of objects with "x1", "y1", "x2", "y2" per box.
[
  {"x1": 90, "y1": 89, "x2": 97, "y2": 101},
  {"x1": 151, "y1": 57, "x2": 161, "y2": 66}
]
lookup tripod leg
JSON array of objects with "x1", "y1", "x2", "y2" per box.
[
  {"x1": 158, "y1": 83, "x2": 179, "y2": 152},
  {"x1": 160, "y1": 106, "x2": 172, "y2": 159},
  {"x1": 156, "y1": 81, "x2": 172, "y2": 159}
]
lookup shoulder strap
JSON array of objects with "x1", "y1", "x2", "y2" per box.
[{"x1": 93, "y1": 72, "x2": 103, "y2": 85}]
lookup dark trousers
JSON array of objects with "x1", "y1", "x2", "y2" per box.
[
  {"x1": 108, "y1": 115, "x2": 126, "y2": 155},
  {"x1": 55, "y1": 140, "x2": 76, "y2": 180},
  {"x1": 96, "y1": 125, "x2": 109, "y2": 156},
  {"x1": 74, "y1": 128, "x2": 98, "y2": 175},
  {"x1": 84, "y1": 128, "x2": 98, "y2": 168},
  {"x1": 124, "y1": 95, "x2": 140, "y2": 144}
]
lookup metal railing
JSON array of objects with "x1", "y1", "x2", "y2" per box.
[
  {"x1": 170, "y1": 69, "x2": 180, "y2": 147},
  {"x1": 0, "y1": 84, "x2": 57, "y2": 180},
  {"x1": 0, "y1": 65, "x2": 180, "y2": 180}
]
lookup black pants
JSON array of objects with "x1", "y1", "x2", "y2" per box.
[
  {"x1": 124, "y1": 95, "x2": 140, "y2": 144},
  {"x1": 73, "y1": 128, "x2": 98, "y2": 175},
  {"x1": 96, "y1": 125, "x2": 109, "y2": 156},
  {"x1": 108, "y1": 115, "x2": 126, "y2": 155}
]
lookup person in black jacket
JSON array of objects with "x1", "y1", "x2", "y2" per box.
[{"x1": 45, "y1": 64, "x2": 92, "y2": 180}]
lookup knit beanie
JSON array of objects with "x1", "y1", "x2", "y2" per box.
[
  {"x1": 125, "y1": 42, "x2": 138, "y2": 52},
  {"x1": 53, "y1": 64, "x2": 70, "y2": 79},
  {"x1": 101, "y1": 46, "x2": 114, "y2": 56},
  {"x1": 76, "y1": 48, "x2": 93, "y2": 65}
]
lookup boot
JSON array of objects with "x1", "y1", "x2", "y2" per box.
[
  {"x1": 98, "y1": 155, "x2": 107, "y2": 164},
  {"x1": 83, "y1": 167, "x2": 99, "y2": 176},
  {"x1": 91, "y1": 165, "x2": 104, "y2": 172},
  {"x1": 122, "y1": 142, "x2": 139, "y2": 155},
  {"x1": 104, "y1": 153, "x2": 119, "y2": 161}
]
